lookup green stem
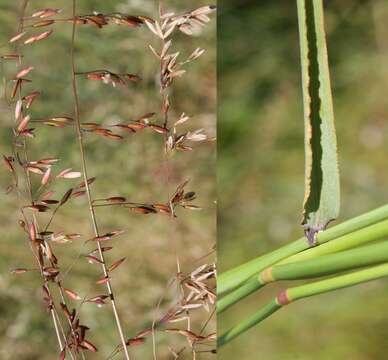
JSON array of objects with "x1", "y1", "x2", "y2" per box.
[
  {"x1": 262, "y1": 240, "x2": 388, "y2": 282},
  {"x1": 218, "y1": 203, "x2": 388, "y2": 295},
  {"x1": 288, "y1": 262, "x2": 388, "y2": 300},
  {"x1": 220, "y1": 219, "x2": 388, "y2": 310},
  {"x1": 217, "y1": 299, "x2": 280, "y2": 347},
  {"x1": 280, "y1": 219, "x2": 388, "y2": 265},
  {"x1": 219, "y1": 262, "x2": 388, "y2": 347},
  {"x1": 70, "y1": 1, "x2": 130, "y2": 358},
  {"x1": 217, "y1": 278, "x2": 263, "y2": 314}
]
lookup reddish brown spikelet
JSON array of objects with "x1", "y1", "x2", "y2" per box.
[
  {"x1": 72, "y1": 190, "x2": 86, "y2": 198},
  {"x1": 91, "y1": 230, "x2": 124, "y2": 242},
  {"x1": 43, "y1": 266, "x2": 59, "y2": 278},
  {"x1": 126, "y1": 123, "x2": 147, "y2": 131},
  {"x1": 109, "y1": 229, "x2": 125, "y2": 237},
  {"x1": 24, "y1": 30, "x2": 53, "y2": 44},
  {"x1": 131, "y1": 205, "x2": 157, "y2": 214},
  {"x1": 14, "y1": 99, "x2": 22, "y2": 119},
  {"x1": 108, "y1": 257, "x2": 126, "y2": 272},
  {"x1": 60, "y1": 188, "x2": 73, "y2": 205},
  {"x1": 9, "y1": 31, "x2": 26, "y2": 43},
  {"x1": 57, "y1": 168, "x2": 81, "y2": 179},
  {"x1": 126, "y1": 337, "x2": 145, "y2": 346},
  {"x1": 112, "y1": 124, "x2": 136, "y2": 133},
  {"x1": 27, "y1": 165, "x2": 45, "y2": 175},
  {"x1": 103, "y1": 132, "x2": 124, "y2": 141},
  {"x1": 92, "y1": 234, "x2": 111, "y2": 242},
  {"x1": 41, "y1": 199, "x2": 59, "y2": 205},
  {"x1": 78, "y1": 325, "x2": 90, "y2": 342},
  {"x1": 16, "y1": 66, "x2": 34, "y2": 79},
  {"x1": 86, "y1": 72, "x2": 104, "y2": 80},
  {"x1": 149, "y1": 124, "x2": 168, "y2": 134},
  {"x1": 89, "y1": 246, "x2": 113, "y2": 254},
  {"x1": 32, "y1": 20, "x2": 55, "y2": 28},
  {"x1": 59, "y1": 349, "x2": 66, "y2": 360},
  {"x1": 37, "y1": 157, "x2": 57, "y2": 165},
  {"x1": 1, "y1": 54, "x2": 22, "y2": 60},
  {"x1": 29, "y1": 222, "x2": 37, "y2": 241},
  {"x1": 96, "y1": 277, "x2": 110, "y2": 285},
  {"x1": 106, "y1": 196, "x2": 127, "y2": 203},
  {"x1": 64, "y1": 288, "x2": 81, "y2": 300},
  {"x1": 17, "y1": 115, "x2": 31, "y2": 133},
  {"x1": 81, "y1": 339, "x2": 98, "y2": 352},
  {"x1": 11, "y1": 268, "x2": 29, "y2": 274},
  {"x1": 77, "y1": 177, "x2": 96, "y2": 188},
  {"x1": 112, "y1": 15, "x2": 144, "y2": 27},
  {"x1": 41, "y1": 167, "x2": 51, "y2": 186},
  {"x1": 32, "y1": 8, "x2": 62, "y2": 18},
  {"x1": 80, "y1": 122, "x2": 99, "y2": 130},
  {"x1": 19, "y1": 128, "x2": 35, "y2": 138},
  {"x1": 26, "y1": 204, "x2": 50, "y2": 212},
  {"x1": 66, "y1": 233, "x2": 81, "y2": 240},
  {"x1": 43, "y1": 116, "x2": 73, "y2": 127},
  {"x1": 85, "y1": 295, "x2": 109, "y2": 305},
  {"x1": 23, "y1": 91, "x2": 40, "y2": 108},
  {"x1": 154, "y1": 203, "x2": 171, "y2": 214},
  {"x1": 85, "y1": 15, "x2": 108, "y2": 28},
  {"x1": 86, "y1": 255, "x2": 104, "y2": 264},
  {"x1": 124, "y1": 73, "x2": 141, "y2": 82}
]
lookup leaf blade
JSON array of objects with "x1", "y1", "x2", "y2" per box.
[{"x1": 297, "y1": 0, "x2": 340, "y2": 243}]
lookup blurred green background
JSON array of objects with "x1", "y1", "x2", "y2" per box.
[
  {"x1": 218, "y1": 1, "x2": 388, "y2": 359},
  {"x1": 0, "y1": 0, "x2": 215, "y2": 359}
]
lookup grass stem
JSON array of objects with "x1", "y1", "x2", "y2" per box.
[
  {"x1": 219, "y1": 262, "x2": 388, "y2": 346},
  {"x1": 70, "y1": 1, "x2": 130, "y2": 358},
  {"x1": 262, "y1": 240, "x2": 388, "y2": 282},
  {"x1": 219, "y1": 203, "x2": 388, "y2": 295}
]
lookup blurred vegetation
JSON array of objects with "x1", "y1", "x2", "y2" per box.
[
  {"x1": 0, "y1": 0, "x2": 215, "y2": 359},
  {"x1": 218, "y1": 0, "x2": 388, "y2": 359}
]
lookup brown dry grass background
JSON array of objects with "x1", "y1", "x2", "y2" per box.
[{"x1": 0, "y1": 1, "x2": 215, "y2": 358}]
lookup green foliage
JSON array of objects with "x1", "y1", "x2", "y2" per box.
[
  {"x1": 297, "y1": 0, "x2": 340, "y2": 236},
  {"x1": 218, "y1": 1, "x2": 388, "y2": 359}
]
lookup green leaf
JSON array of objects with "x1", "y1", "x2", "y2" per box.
[{"x1": 297, "y1": 0, "x2": 340, "y2": 243}]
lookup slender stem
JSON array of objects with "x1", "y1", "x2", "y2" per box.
[
  {"x1": 220, "y1": 218, "x2": 388, "y2": 310},
  {"x1": 12, "y1": 0, "x2": 69, "y2": 355},
  {"x1": 57, "y1": 281, "x2": 86, "y2": 360},
  {"x1": 92, "y1": 201, "x2": 145, "y2": 208},
  {"x1": 69, "y1": 1, "x2": 130, "y2": 359},
  {"x1": 263, "y1": 240, "x2": 388, "y2": 282},
  {"x1": 218, "y1": 203, "x2": 388, "y2": 295},
  {"x1": 50, "y1": 309, "x2": 65, "y2": 351},
  {"x1": 217, "y1": 278, "x2": 263, "y2": 314},
  {"x1": 280, "y1": 219, "x2": 388, "y2": 265},
  {"x1": 219, "y1": 239, "x2": 307, "y2": 296},
  {"x1": 218, "y1": 299, "x2": 280, "y2": 347},
  {"x1": 287, "y1": 262, "x2": 388, "y2": 300},
  {"x1": 219, "y1": 262, "x2": 388, "y2": 347}
]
